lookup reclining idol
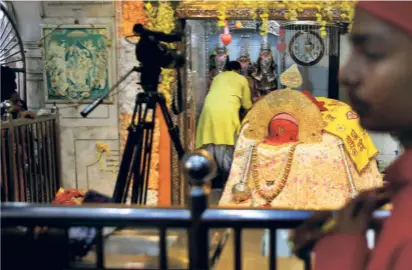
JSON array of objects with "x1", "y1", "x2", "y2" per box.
[{"x1": 219, "y1": 65, "x2": 383, "y2": 210}]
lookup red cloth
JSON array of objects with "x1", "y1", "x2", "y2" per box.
[
  {"x1": 52, "y1": 188, "x2": 84, "y2": 205},
  {"x1": 302, "y1": 90, "x2": 328, "y2": 112},
  {"x1": 357, "y1": 2, "x2": 412, "y2": 37},
  {"x1": 314, "y1": 150, "x2": 412, "y2": 270}
]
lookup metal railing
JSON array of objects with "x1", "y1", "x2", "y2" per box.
[
  {"x1": 1, "y1": 151, "x2": 389, "y2": 270},
  {"x1": 1, "y1": 112, "x2": 62, "y2": 203}
]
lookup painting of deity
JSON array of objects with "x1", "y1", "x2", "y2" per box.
[{"x1": 41, "y1": 25, "x2": 113, "y2": 103}]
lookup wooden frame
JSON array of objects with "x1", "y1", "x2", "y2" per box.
[
  {"x1": 176, "y1": 2, "x2": 346, "y2": 20},
  {"x1": 40, "y1": 24, "x2": 115, "y2": 104}
]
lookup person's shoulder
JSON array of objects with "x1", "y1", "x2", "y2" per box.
[{"x1": 234, "y1": 73, "x2": 248, "y2": 83}]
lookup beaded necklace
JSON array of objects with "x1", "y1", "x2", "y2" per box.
[{"x1": 251, "y1": 142, "x2": 300, "y2": 206}]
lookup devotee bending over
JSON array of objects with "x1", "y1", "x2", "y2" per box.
[
  {"x1": 196, "y1": 61, "x2": 252, "y2": 188},
  {"x1": 293, "y1": 2, "x2": 412, "y2": 269}
]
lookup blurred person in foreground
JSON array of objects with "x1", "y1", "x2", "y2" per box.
[
  {"x1": 196, "y1": 61, "x2": 252, "y2": 189},
  {"x1": 292, "y1": 2, "x2": 412, "y2": 270}
]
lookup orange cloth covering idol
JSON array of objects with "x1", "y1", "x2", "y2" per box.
[
  {"x1": 264, "y1": 114, "x2": 299, "y2": 145},
  {"x1": 314, "y1": 2, "x2": 412, "y2": 270}
]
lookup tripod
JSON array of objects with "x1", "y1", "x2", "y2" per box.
[
  {"x1": 111, "y1": 67, "x2": 185, "y2": 204},
  {"x1": 81, "y1": 64, "x2": 185, "y2": 204},
  {"x1": 81, "y1": 23, "x2": 187, "y2": 205}
]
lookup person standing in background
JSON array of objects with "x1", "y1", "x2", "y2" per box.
[
  {"x1": 1, "y1": 66, "x2": 35, "y2": 119},
  {"x1": 196, "y1": 61, "x2": 252, "y2": 189},
  {"x1": 292, "y1": 2, "x2": 412, "y2": 270}
]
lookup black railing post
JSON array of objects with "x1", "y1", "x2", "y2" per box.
[{"x1": 182, "y1": 150, "x2": 217, "y2": 270}]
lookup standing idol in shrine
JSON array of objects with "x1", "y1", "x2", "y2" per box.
[
  {"x1": 208, "y1": 41, "x2": 229, "y2": 88},
  {"x1": 236, "y1": 36, "x2": 254, "y2": 95},
  {"x1": 251, "y1": 36, "x2": 278, "y2": 100}
]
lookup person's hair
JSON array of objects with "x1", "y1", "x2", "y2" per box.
[
  {"x1": 391, "y1": 130, "x2": 412, "y2": 149},
  {"x1": 226, "y1": 61, "x2": 241, "y2": 71},
  {"x1": 1, "y1": 66, "x2": 17, "y2": 101}
]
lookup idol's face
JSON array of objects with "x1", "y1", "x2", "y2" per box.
[
  {"x1": 261, "y1": 49, "x2": 270, "y2": 56},
  {"x1": 216, "y1": 48, "x2": 226, "y2": 55},
  {"x1": 266, "y1": 119, "x2": 299, "y2": 145},
  {"x1": 340, "y1": 8, "x2": 412, "y2": 132},
  {"x1": 238, "y1": 56, "x2": 249, "y2": 62}
]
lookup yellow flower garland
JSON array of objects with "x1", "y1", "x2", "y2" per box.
[
  {"x1": 217, "y1": 2, "x2": 228, "y2": 28},
  {"x1": 258, "y1": 1, "x2": 270, "y2": 36},
  {"x1": 144, "y1": 1, "x2": 176, "y2": 108},
  {"x1": 86, "y1": 141, "x2": 112, "y2": 172},
  {"x1": 215, "y1": 1, "x2": 357, "y2": 38}
]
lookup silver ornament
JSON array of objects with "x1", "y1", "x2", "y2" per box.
[{"x1": 231, "y1": 183, "x2": 251, "y2": 203}]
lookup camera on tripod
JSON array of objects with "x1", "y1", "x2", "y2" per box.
[
  {"x1": 133, "y1": 24, "x2": 185, "y2": 92},
  {"x1": 81, "y1": 24, "x2": 186, "y2": 205}
]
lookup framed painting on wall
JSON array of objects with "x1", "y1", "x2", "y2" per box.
[{"x1": 41, "y1": 24, "x2": 114, "y2": 104}]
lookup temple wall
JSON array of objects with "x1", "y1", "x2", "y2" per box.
[
  {"x1": 13, "y1": 1, "x2": 121, "y2": 198},
  {"x1": 284, "y1": 34, "x2": 329, "y2": 97}
]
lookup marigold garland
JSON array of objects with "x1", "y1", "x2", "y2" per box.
[
  {"x1": 121, "y1": 1, "x2": 148, "y2": 37},
  {"x1": 117, "y1": 1, "x2": 173, "y2": 202},
  {"x1": 284, "y1": 1, "x2": 299, "y2": 21},
  {"x1": 144, "y1": 1, "x2": 176, "y2": 108},
  {"x1": 214, "y1": 1, "x2": 357, "y2": 37}
]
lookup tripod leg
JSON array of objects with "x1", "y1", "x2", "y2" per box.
[
  {"x1": 130, "y1": 124, "x2": 145, "y2": 204},
  {"x1": 112, "y1": 126, "x2": 139, "y2": 203},
  {"x1": 157, "y1": 95, "x2": 185, "y2": 160},
  {"x1": 113, "y1": 97, "x2": 145, "y2": 204},
  {"x1": 131, "y1": 97, "x2": 157, "y2": 205}
]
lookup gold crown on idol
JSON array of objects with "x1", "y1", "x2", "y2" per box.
[{"x1": 242, "y1": 64, "x2": 324, "y2": 143}]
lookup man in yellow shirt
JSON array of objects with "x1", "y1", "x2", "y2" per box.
[{"x1": 196, "y1": 61, "x2": 252, "y2": 188}]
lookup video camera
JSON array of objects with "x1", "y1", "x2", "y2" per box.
[
  {"x1": 132, "y1": 24, "x2": 185, "y2": 92},
  {"x1": 80, "y1": 24, "x2": 185, "y2": 117}
]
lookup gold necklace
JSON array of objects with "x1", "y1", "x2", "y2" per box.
[
  {"x1": 254, "y1": 145, "x2": 290, "y2": 184},
  {"x1": 251, "y1": 142, "x2": 300, "y2": 206}
]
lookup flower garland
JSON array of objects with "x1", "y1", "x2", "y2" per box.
[
  {"x1": 339, "y1": 1, "x2": 357, "y2": 32},
  {"x1": 258, "y1": 1, "x2": 270, "y2": 36},
  {"x1": 216, "y1": 2, "x2": 228, "y2": 28},
  {"x1": 144, "y1": 1, "x2": 176, "y2": 108},
  {"x1": 86, "y1": 141, "x2": 112, "y2": 172},
  {"x1": 284, "y1": 1, "x2": 299, "y2": 21},
  {"x1": 121, "y1": 1, "x2": 147, "y2": 37},
  {"x1": 143, "y1": 1, "x2": 174, "y2": 192},
  {"x1": 215, "y1": 1, "x2": 357, "y2": 37}
]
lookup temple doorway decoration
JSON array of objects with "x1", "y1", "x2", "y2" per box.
[
  {"x1": 173, "y1": 1, "x2": 355, "y2": 205},
  {"x1": 116, "y1": 1, "x2": 357, "y2": 206}
]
